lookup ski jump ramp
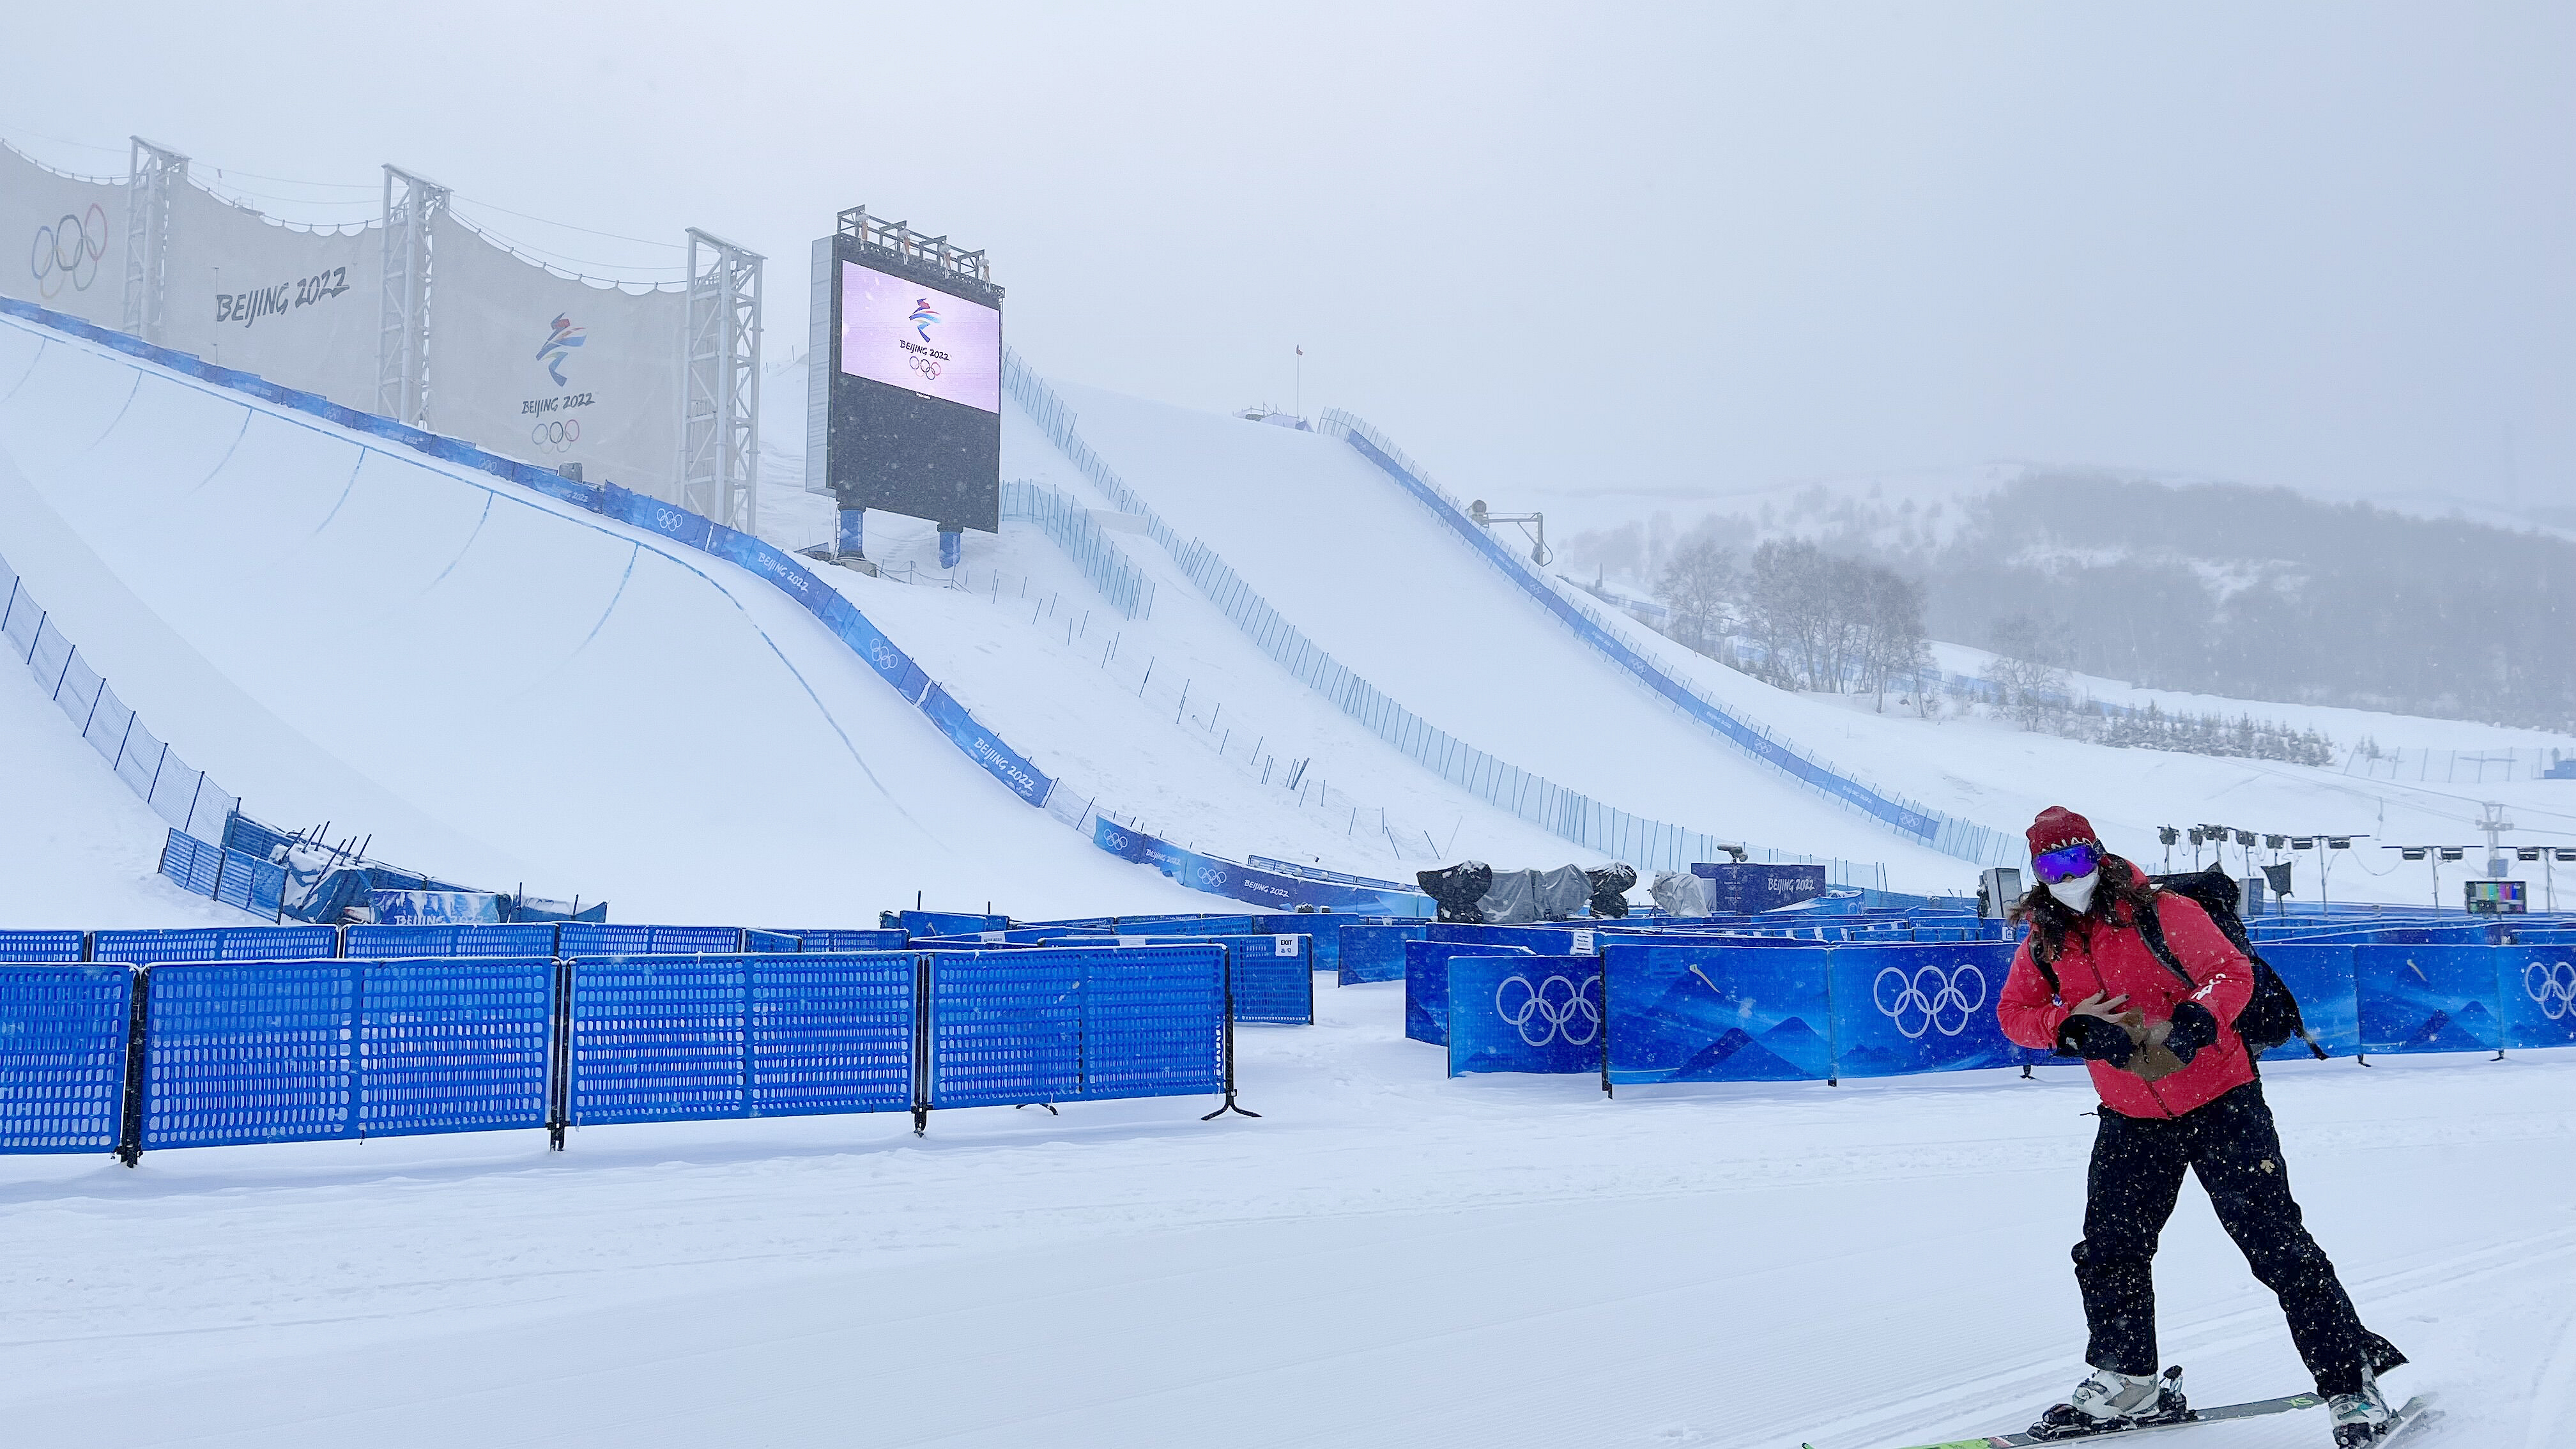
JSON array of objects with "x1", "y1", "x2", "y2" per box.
[{"x1": 0, "y1": 307, "x2": 1207, "y2": 923}]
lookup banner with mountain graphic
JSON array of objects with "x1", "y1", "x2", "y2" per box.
[
  {"x1": 1604, "y1": 942, "x2": 1833, "y2": 1084},
  {"x1": 1828, "y1": 942, "x2": 2032, "y2": 1078}
]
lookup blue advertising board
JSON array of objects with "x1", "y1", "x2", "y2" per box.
[
  {"x1": 1405, "y1": 939, "x2": 1533, "y2": 1044},
  {"x1": 1602, "y1": 943, "x2": 1832, "y2": 1084},
  {"x1": 2499, "y1": 947, "x2": 2576, "y2": 1050},
  {"x1": 2250, "y1": 943, "x2": 2359, "y2": 1059},
  {"x1": 1447, "y1": 954, "x2": 1603, "y2": 1077},
  {"x1": 2356, "y1": 945, "x2": 2502, "y2": 1053},
  {"x1": 1827, "y1": 943, "x2": 2028, "y2": 1078}
]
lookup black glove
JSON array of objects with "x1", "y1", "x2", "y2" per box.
[
  {"x1": 2164, "y1": 1000, "x2": 2220, "y2": 1066},
  {"x1": 2055, "y1": 1013, "x2": 2136, "y2": 1068}
]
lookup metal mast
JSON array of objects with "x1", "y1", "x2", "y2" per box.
[
  {"x1": 684, "y1": 229, "x2": 763, "y2": 528},
  {"x1": 122, "y1": 138, "x2": 187, "y2": 342},
  {"x1": 378, "y1": 165, "x2": 450, "y2": 425}
]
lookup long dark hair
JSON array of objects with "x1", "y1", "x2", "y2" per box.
[{"x1": 2016, "y1": 850, "x2": 2160, "y2": 969}]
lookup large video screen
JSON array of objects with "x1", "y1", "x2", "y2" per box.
[
  {"x1": 839, "y1": 262, "x2": 1000, "y2": 413},
  {"x1": 811, "y1": 236, "x2": 1004, "y2": 533}
]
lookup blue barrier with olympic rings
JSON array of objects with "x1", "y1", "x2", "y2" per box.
[{"x1": 1447, "y1": 954, "x2": 1604, "y2": 1077}]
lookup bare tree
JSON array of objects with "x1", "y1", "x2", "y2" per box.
[{"x1": 1655, "y1": 536, "x2": 1736, "y2": 654}]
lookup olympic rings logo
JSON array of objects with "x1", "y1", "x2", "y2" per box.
[
  {"x1": 2525, "y1": 960, "x2": 2576, "y2": 1021},
  {"x1": 1495, "y1": 970, "x2": 1602, "y2": 1047},
  {"x1": 909, "y1": 354, "x2": 942, "y2": 381},
  {"x1": 1873, "y1": 962, "x2": 1988, "y2": 1039},
  {"x1": 530, "y1": 419, "x2": 581, "y2": 453},
  {"x1": 29, "y1": 204, "x2": 108, "y2": 298}
]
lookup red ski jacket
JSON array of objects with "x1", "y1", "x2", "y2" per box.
[{"x1": 1997, "y1": 875, "x2": 2256, "y2": 1119}]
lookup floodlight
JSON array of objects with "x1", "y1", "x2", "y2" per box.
[
  {"x1": 2235, "y1": 830, "x2": 2255, "y2": 847},
  {"x1": 2557, "y1": 848, "x2": 2576, "y2": 863},
  {"x1": 2328, "y1": 837, "x2": 2352, "y2": 850},
  {"x1": 2292, "y1": 837, "x2": 2315, "y2": 850},
  {"x1": 2400, "y1": 848, "x2": 2427, "y2": 861},
  {"x1": 2264, "y1": 834, "x2": 2287, "y2": 849},
  {"x1": 2188, "y1": 827, "x2": 2205, "y2": 845},
  {"x1": 2158, "y1": 826, "x2": 2179, "y2": 845},
  {"x1": 2438, "y1": 847, "x2": 2465, "y2": 862},
  {"x1": 2518, "y1": 847, "x2": 2542, "y2": 861}
]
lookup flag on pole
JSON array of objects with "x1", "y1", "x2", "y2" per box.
[{"x1": 1296, "y1": 345, "x2": 1304, "y2": 355}]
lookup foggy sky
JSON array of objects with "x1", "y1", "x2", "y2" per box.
[{"x1": 4, "y1": 1, "x2": 2568, "y2": 515}]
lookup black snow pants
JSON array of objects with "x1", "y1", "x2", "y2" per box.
[{"x1": 2074, "y1": 1081, "x2": 2398, "y2": 1396}]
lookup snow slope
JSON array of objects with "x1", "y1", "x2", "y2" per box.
[
  {"x1": 1022, "y1": 383, "x2": 1977, "y2": 891},
  {"x1": 0, "y1": 309, "x2": 1208, "y2": 923},
  {"x1": 0, "y1": 982, "x2": 2563, "y2": 1448}
]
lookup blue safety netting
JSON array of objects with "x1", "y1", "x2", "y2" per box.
[
  {"x1": 94, "y1": 926, "x2": 338, "y2": 964},
  {"x1": 559, "y1": 924, "x2": 743, "y2": 956},
  {"x1": 142, "y1": 962, "x2": 360, "y2": 1149},
  {"x1": 344, "y1": 924, "x2": 562, "y2": 958},
  {"x1": 356, "y1": 959, "x2": 553, "y2": 1137},
  {"x1": 0, "y1": 965, "x2": 132, "y2": 1151},
  {"x1": 565, "y1": 953, "x2": 916, "y2": 1126},
  {"x1": 0, "y1": 930, "x2": 86, "y2": 963}
]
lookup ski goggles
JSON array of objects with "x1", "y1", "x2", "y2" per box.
[{"x1": 2032, "y1": 842, "x2": 2099, "y2": 884}]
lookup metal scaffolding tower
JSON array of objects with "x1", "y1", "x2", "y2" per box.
[
  {"x1": 122, "y1": 138, "x2": 187, "y2": 342},
  {"x1": 683, "y1": 229, "x2": 763, "y2": 530},
  {"x1": 378, "y1": 165, "x2": 449, "y2": 425}
]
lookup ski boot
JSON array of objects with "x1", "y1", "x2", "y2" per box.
[
  {"x1": 2030, "y1": 1365, "x2": 2189, "y2": 1441},
  {"x1": 2327, "y1": 1371, "x2": 2391, "y2": 1446}
]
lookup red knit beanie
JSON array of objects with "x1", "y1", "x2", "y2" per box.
[{"x1": 2027, "y1": 806, "x2": 2100, "y2": 858}]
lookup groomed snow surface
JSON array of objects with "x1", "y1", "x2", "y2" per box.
[{"x1": 0, "y1": 986, "x2": 2566, "y2": 1448}]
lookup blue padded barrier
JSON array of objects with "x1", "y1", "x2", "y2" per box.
[
  {"x1": 2252, "y1": 944, "x2": 2360, "y2": 1060},
  {"x1": 1826, "y1": 943, "x2": 2032, "y2": 1077},
  {"x1": 1447, "y1": 954, "x2": 1602, "y2": 1077},
  {"x1": 344, "y1": 924, "x2": 560, "y2": 959},
  {"x1": 559, "y1": 924, "x2": 744, "y2": 956},
  {"x1": 0, "y1": 931, "x2": 86, "y2": 963},
  {"x1": 355, "y1": 960, "x2": 553, "y2": 1137},
  {"x1": 1404, "y1": 939, "x2": 1535, "y2": 1045},
  {"x1": 1603, "y1": 943, "x2": 1834, "y2": 1084},
  {"x1": 1340, "y1": 922, "x2": 1427, "y2": 985},
  {"x1": 0, "y1": 965, "x2": 133, "y2": 1151},
  {"x1": 95, "y1": 926, "x2": 337, "y2": 964},
  {"x1": 565, "y1": 953, "x2": 916, "y2": 1126},
  {"x1": 896, "y1": 910, "x2": 1011, "y2": 938},
  {"x1": 2358, "y1": 946, "x2": 2503, "y2": 1054},
  {"x1": 142, "y1": 962, "x2": 359, "y2": 1149},
  {"x1": 924, "y1": 946, "x2": 1226, "y2": 1108},
  {"x1": 2502, "y1": 948, "x2": 2576, "y2": 1050}
]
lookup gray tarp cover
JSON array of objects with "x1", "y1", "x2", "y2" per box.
[
  {"x1": 1475, "y1": 868, "x2": 1541, "y2": 924},
  {"x1": 1651, "y1": 870, "x2": 1712, "y2": 916},
  {"x1": 1532, "y1": 864, "x2": 1591, "y2": 920}
]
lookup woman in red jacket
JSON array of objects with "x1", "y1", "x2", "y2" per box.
[{"x1": 1997, "y1": 808, "x2": 2404, "y2": 1446}]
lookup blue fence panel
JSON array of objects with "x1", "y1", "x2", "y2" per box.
[
  {"x1": 158, "y1": 830, "x2": 223, "y2": 898},
  {"x1": 742, "y1": 930, "x2": 802, "y2": 953},
  {"x1": 210, "y1": 847, "x2": 286, "y2": 919},
  {"x1": 1076, "y1": 946, "x2": 1226, "y2": 1100},
  {"x1": 94, "y1": 926, "x2": 337, "y2": 964},
  {"x1": 0, "y1": 931, "x2": 86, "y2": 963},
  {"x1": 0, "y1": 965, "x2": 132, "y2": 1151},
  {"x1": 1603, "y1": 943, "x2": 1834, "y2": 1084},
  {"x1": 142, "y1": 962, "x2": 358, "y2": 1148},
  {"x1": 898, "y1": 910, "x2": 1010, "y2": 937},
  {"x1": 926, "y1": 950, "x2": 1082, "y2": 1108},
  {"x1": 1227, "y1": 934, "x2": 1315, "y2": 1025},
  {"x1": 2253, "y1": 943, "x2": 2360, "y2": 1059},
  {"x1": 1447, "y1": 954, "x2": 1603, "y2": 1077},
  {"x1": 1827, "y1": 943, "x2": 2026, "y2": 1078},
  {"x1": 1405, "y1": 939, "x2": 1536, "y2": 1045},
  {"x1": 748, "y1": 953, "x2": 917, "y2": 1117},
  {"x1": 2356, "y1": 945, "x2": 2503, "y2": 1053},
  {"x1": 2499, "y1": 947, "x2": 2576, "y2": 1051},
  {"x1": 344, "y1": 924, "x2": 560, "y2": 959},
  {"x1": 356, "y1": 959, "x2": 553, "y2": 1137},
  {"x1": 1340, "y1": 922, "x2": 1427, "y2": 985},
  {"x1": 559, "y1": 924, "x2": 743, "y2": 956},
  {"x1": 774, "y1": 929, "x2": 909, "y2": 953},
  {"x1": 567, "y1": 956, "x2": 748, "y2": 1126},
  {"x1": 917, "y1": 683, "x2": 1054, "y2": 806}
]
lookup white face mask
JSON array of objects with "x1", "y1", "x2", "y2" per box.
[{"x1": 2047, "y1": 869, "x2": 2100, "y2": 914}]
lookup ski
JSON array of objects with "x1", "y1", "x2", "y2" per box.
[{"x1": 1825, "y1": 1390, "x2": 2430, "y2": 1449}]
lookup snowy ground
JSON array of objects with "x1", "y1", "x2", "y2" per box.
[{"x1": 1, "y1": 978, "x2": 2565, "y2": 1448}]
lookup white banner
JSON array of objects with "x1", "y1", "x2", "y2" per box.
[
  {"x1": 427, "y1": 213, "x2": 683, "y2": 500},
  {"x1": 160, "y1": 181, "x2": 381, "y2": 409},
  {"x1": 0, "y1": 145, "x2": 127, "y2": 330}
]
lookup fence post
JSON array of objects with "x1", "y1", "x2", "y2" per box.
[
  {"x1": 548, "y1": 957, "x2": 572, "y2": 1150},
  {"x1": 1200, "y1": 950, "x2": 1260, "y2": 1121},
  {"x1": 910, "y1": 953, "x2": 933, "y2": 1137},
  {"x1": 116, "y1": 966, "x2": 151, "y2": 1167}
]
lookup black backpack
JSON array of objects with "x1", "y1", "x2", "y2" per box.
[{"x1": 2028, "y1": 868, "x2": 2324, "y2": 1060}]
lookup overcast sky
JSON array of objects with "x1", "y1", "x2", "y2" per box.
[{"x1": 5, "y1": 1, "x2": 2568, "y2": 518}]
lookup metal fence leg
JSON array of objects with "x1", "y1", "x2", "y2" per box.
[
  {"x1": 912, "y1": 954, "x2": 932, "y2": 1137},
  {"x1": 1202, "y1": 956, "x2": 1260, "y2": 1120},
  {"x1": 547, "y1": 958, "x2": 571, "y2": 1151},
  {"x1": 116, "y1": 967, "x2": 151, "y2": 1167}
]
